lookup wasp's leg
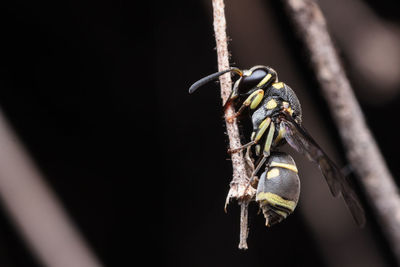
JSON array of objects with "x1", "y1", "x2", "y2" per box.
[
  {"x1": 252, "y1": 122, "x2": 275, "y2": 176},
  {"x1": 263, "y1": 121, "x2": 275, "y2": 156},
  {"x1": 228, "y1": 141, "x2": 256, "y2": 154},
  {"x1": 244, "y1": 146, "x2": 255, "y2": 177},
  {"x1": 227, "y1": 89, "x2": 264, "y2": 122},
  {"x1": 243, "y1": 122, "x2": 276, "y2": 195},
  {"x1": 255, "y1": 144, "x2": 261, "y2": 156},
  {"x1": 223, "y1": 91, "x2": 235, "y2": 111},
  {"x1": 228, "y1": 117, "x2": 271, "y2": 154}
]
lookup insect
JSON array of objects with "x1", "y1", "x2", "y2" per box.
[{"x1": 189, "y1": 65, "x2": 365, "y2": 227}]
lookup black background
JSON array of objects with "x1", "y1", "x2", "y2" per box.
[{"x1": 1, "y1": 0, "x2": 400, "y2": 266}]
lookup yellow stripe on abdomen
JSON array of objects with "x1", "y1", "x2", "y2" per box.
[
  {"x1": 256, "y1": 192, "x2": 296, "y2": 212},
  {"x1": 269, "y1": 161, "x2": 298, "y2": 173}
]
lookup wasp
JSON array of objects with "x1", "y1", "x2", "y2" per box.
[{"x1": 189, "y1": 65, "x2": 365, "y2": 227}]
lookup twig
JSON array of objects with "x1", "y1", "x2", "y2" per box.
[
  {"x1": 282, "y1": 0, "x2": 400, "y2": 263},
  {"x1": 211, "y1": 0, "x2": 255, "y2": 249}
]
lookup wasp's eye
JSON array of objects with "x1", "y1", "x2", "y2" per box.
[{"x1": 238, "y1": 69, "x2": 269, "y2": 94}]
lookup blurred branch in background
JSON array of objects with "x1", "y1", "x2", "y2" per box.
[
  {"x1": 0, "y1": 110, "x2": 102, "y2": 267},
  {"x1": 282, "y1": 0, "x2": 400, "y2": 265},
  {"x1": 318, "y1": 0, "x2": 400, "y2": 105}
]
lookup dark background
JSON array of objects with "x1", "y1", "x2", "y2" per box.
[{"x1": 1, "y1": 0, "x2": 400, "y2": 266}]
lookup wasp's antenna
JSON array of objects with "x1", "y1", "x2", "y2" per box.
[{"x1": 188, "y1": 67, "x2": 243, "y2": 94}]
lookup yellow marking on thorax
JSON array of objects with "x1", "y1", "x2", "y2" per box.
[
  {"x1": 272, "y1": 82, "x2": 284, "y2": 89},
  {"x1": 270, "y1": 161, "x2": 298, "y2": 173},
  {"x1": 273, "y1": 128, "x2": 286, "y2": 145},
  {"x1": 266, "y1": 168, "x2": 280, "y2": 179},
  {"x1": 257, "y1": 73, "x2": 272, "y2": 87},
  {"x1": 266, "y1": 99, "x2": 277, "y2": 109},
  {"x1": 256, "y1": 192, "x2": 296, "y2": 211},
  {"x1": 282, "y1": 101, "x2": 294, "y2": 115}
]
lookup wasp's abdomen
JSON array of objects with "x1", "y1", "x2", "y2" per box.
[{"x1": 256, "y1": 152, "x2": 300, "y2": 226}]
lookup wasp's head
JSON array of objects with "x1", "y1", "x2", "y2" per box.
[{"x1": 230, "y1": 65, "x2": 278, "y2": 101}]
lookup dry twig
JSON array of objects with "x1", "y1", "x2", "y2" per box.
[
  {"x1": 211, "y1": 0, "x2": 255, "y2": 249},
  {"x1": 282, "y1": 0, "x2": 400, "y2": 263}
]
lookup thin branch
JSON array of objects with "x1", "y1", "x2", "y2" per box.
[
  {"x1": 211, "y1": 0, "x2": 255, "y2": 249},
  {"x1": 282, "y1": 0, "x2": 400, "y2": 263}
]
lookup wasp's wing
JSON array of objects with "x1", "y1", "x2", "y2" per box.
[{"x1": 280, "y1": 114, "x2": 365, "y2": 226}]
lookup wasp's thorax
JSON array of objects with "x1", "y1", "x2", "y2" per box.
[{"x1": 267, "y1": 82, "x2": 302, "y2": 124}]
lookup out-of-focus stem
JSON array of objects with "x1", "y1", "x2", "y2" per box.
[
  {"x1": 0, "y1": 110, "x2": 102, "y2": 267},
  {"x1": 282, "y1": 0, "x2": 400, "y2": 264}
]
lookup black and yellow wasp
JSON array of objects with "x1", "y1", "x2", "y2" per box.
[{"x1": 189, "y1": 65, "x2": 365, "y2": 227}]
